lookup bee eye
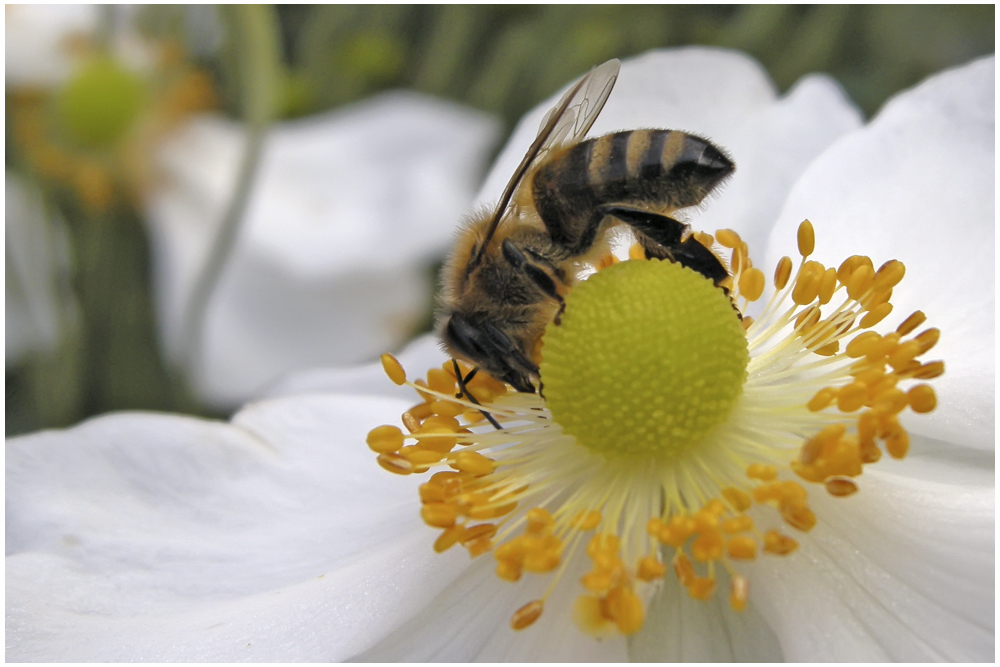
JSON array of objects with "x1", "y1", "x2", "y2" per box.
[{"x1": 445, "y1": 313, "x2": 484, "y2": 359}]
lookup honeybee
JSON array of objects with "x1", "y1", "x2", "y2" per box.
[{"x1": 437, "y1": 59, "x2": 733, "y2": 399}]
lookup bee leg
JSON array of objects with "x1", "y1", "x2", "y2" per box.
[
  {"x1": 597, "y1": 205, "x2": 729, "y2": 285},
  {"x1": 452, "y1": 359, "x2": 502, "y2": 430},
  {"x1": 502, "y1": 239, "x2": 568, "y2": 324}
]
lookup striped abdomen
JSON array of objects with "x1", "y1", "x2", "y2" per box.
[{"x1": 531, "y1": 130, "x2": 733, "y2": 254}]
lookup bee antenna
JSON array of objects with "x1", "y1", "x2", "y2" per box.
[{"x1": 452, "y1": 358, "x2": 502, "y2": 430}]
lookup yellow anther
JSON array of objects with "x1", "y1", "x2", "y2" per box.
[
  {"x1": 738, "y1": 267, "x2": 765, "y2": 301},
  {"x1": 609, "y1": 587, "x2": 645, "y2": 635},
  {"x1": 661, "y1": 515, "x2": 696, "y2": 547},
  {"x1": 915, "y1": 328, "x2": 941, "y2": 354},
  {"x1": 694, "y1": 231, "x2": 714, "y2": 248},
  {"x1": 691, "y1": 530, "x2": 724, "y2": 562},
  {"x1": 421, "y1": 502, "x2": 459, "y2": 528},
  {"x1": 400, "y1": 447, "x2": 444, "y2": 468},
  {"x1": 429, "y1": 399, "x2": 465, "y2": 418},
  {"x1": 705, "y1": 498, "x2": 726, "y2": 516},
  {"x1": 366, "y1": 425, "x2": 405, "y2": 454},
  {"x1": 628, "y1": 243, "x2": 646, "y2": 261},
  {"x1": 412, "y1": 379, "x2": 433, "y2": 403},
  {"x1": 417, "y1": 414, "x2": 461, "y2": 434},
  {"x1": 824, "y1": 476, "x2": 859, "y2": 497},
  {"x1": 888, "y1": 340, "x2": 922, "y2": 371},
  {"x1": 523, "y1": 550, "x2": 561, "y2": 573},
  {"x1": 847, "y1": 264, "x2": 875, "y2": 301},
  {"x1": 721, "y1": 487, "x2": 752, "y2": 512},
  {"x1": 722, "y1": 514, "x2": 754, "y2": 534},
  {"x1": 716, "y1": 228, "x2": 741, "y2": 248},
  {"x1": 572, "y1": 510, "x2": 602, "y2": 531},
  {"x1": 511, "y1": 599, "x2": 544, "y2": 630},
  {"x1": 813, "y1": 341, "x2": 840, "y2": 356},
  {"x1": 688, "y1": 577, "x2": 717, "y2": 600},
  {"x1": 907, "y1": 384, "x2": 937, "y2": 413},
  {"x1": 693, "y1": 510, "x2": 719, "y2": 532},
  {"x1": 434, "y1": 526, "x2": 464, "y2": 553},
  {"x1": 451, "y1": 451, "x2": 495, "y2": 476},
  {"x1": 526, "y1": 507, "x2": 555, "y2": 534},
  {"x1": 637, "y1": 555, "x2": 666, "y2": 581},
  {"x1": 795, "y1": 305, "x2": 821, "y2": 331},
  {"x1": 763, "y1": 530, "x2": 798, "y2": 555},
  {"x1": 860, "y1": 303, "x2": 893, "y2": 328},
  {"x1": 781, "y1": 501, "x2": 817, "y2": 532},
  {"x1": 496, "y1": 559, "x2": 522, "y2": 582},
  {"x1": 912, "y1": 360, "x2": 945, "y2": 379},
  {"x1": 871, "y1": 386, "x2": 906, "y2": 415},
  {"x1": 792, "y1": 261, "x2": 824, "y2": 305},
  {"x1": 426, "y1": 367, "x2": 456, "y2": 395},
  {"x1": 896, "y1": 311, "x2": 927, "y2": 336},
  {"x1": 865, "y1": 331, "x2": 900, "y2": 362},
  {"x1": 646, "y1": 517, "x2": 666, "y2": 537},
  {"x1": 726, "y1": 535, "x2": 757, "y2": 560},
  {"x1": 837, "y1": 381, "x2": 868, "y2": 412},
  {"x1": 746, "y1": 463, "x2": 778, "y2": 481},
  {"x1": 880, "y1": 416, "x2": 910, "y2": 459},
  {"x1": 730, "y1": 575, "x2": 749, "y2": 612},
  {"x1": 573, "y1": 595, "x2": 612, "y2": 637},
  {"x1": 846, "y1": 331, "x2": 881, "y2": 358},
  {"x1": 673, "y1": 553, "x2": 695, "y2": 586},
  {"x1": 380, "y1": 353, "x2": 406, "y2": 385},
  {"x1": 401, "y1": 412, "x2": 422, "y2": 434},
  {"x1": 376, "y1": 452, "x2": 414, "y2": 475},
  {"x1": 581, "y1": 569, "x2": 614, "y2": 593},
  {"x1": 774, "y1": 256, "x2": 793, "y2": 290},
  {"x1": 418, "y1": 483, "x2": 446, "y2": 504},
  {"x1": 818, "y1": 267, "x2": 838, "y2": 304},
  {"x1": 861, "y1": 286, "x2": 892, "y2": 310},
  {"x1": 586, "y1": 534, "x2": 620, "y2": 557},
  {"x1": 837, "y1": 255, "x2": 873, "y2": 285},
  {"x1": 468, "y1": 536, "x2": 494, "y2": 558},
  {"x1": 406, "y1": 401, "x2": 434, "y2": 421},
  {"x1": 741, "y1": 315, "x2": 754, "y2": 330},
  {"x1": 807, "y1": 387, "x2": 837, "y2": 412},
  {"x1": 462, "y1": 523, "x2": 498, "y2": 544},
  {"x1": 873, "y1": 259, "x2": 905, "y2": 291},
  {"x1": 796, "y1": 220, "x2": 815, "y2": 256}
]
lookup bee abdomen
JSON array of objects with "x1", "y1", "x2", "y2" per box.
[{"x1": 532, "y1": 130, "x2": 733, "y2": 252}]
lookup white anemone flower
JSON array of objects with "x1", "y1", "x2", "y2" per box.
[
  {"x1": 6, "y1": 49, "x2": 993, "y2": 662},
  {"x1": 145, "y1": 94, "x2": 499, "y2": 408}
]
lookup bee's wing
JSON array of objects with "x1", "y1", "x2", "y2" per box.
[{"x1": 471, "y1": 59, "x2": 620, "y2": 267}]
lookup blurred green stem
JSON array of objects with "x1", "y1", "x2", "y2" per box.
[{"x1": 181, "y1": 4, "x2": 282, "y2": 375}]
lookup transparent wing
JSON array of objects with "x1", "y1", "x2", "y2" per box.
[{"x1": 470, "y1": 59, "x2": 620, "y2": 268}]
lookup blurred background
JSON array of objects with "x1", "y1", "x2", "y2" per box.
[{"x1": 5, "y1": 4, "x2": 994, "y2": 436}]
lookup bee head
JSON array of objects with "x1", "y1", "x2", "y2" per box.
[{"x1": 439, "y1": 311, "x2": 538, "y2": 394}]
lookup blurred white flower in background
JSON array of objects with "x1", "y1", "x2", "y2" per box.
[
  {"x1": 5, "y1": 49, "x2": 994, "y2": 662},
  {"x1": 5, "y1": 173, "x2": 78, "y2": 365},
  {"x1": 5, "y1": 4, "x2": 98, "y2": 87},
  {"x1": 146, "y1": 94, "x2": 499, "y2": 408}
]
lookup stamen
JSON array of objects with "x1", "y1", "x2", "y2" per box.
[{"x1": 365, "y1": 218, "x2": 943, "y2": 639}]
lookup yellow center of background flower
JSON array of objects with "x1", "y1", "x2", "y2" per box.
[{"x1": 541, "y1": 260, "x2": 748, "y2": 457}]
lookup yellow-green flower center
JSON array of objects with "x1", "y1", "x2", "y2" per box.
[
  {"x1": 57, "y1": 57, "x2": 145, "y2": 148},
  {"x1": 540, "y1": 259, "x2": 748, "y2": 458}
]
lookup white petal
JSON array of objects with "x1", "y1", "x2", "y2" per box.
[
  {"x1": 629, "y1": 570, "x2": 783, "y2": 662},
  {"x1": 765, "y1": 55, "x2": 995, "y2": 450},
  {"x1": 744, "y1": 471, "x2": 993, "y2": 661},
  {"x1": 146, "y1": 93, "x2": 499, "y2": 408},
  {"x1": 477, "y1": 47, "x2": 861, "y2": 249},
  {"x1": 4, "y1": 5, "x2": 98, "y2": 87},
  {"x1": 6, "y1": 395, "x2": 476, "y2": 661}
]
